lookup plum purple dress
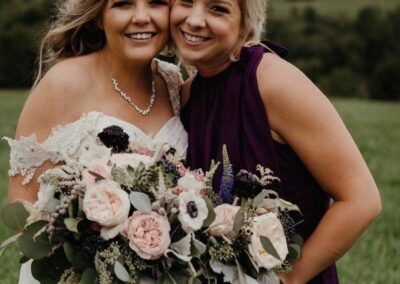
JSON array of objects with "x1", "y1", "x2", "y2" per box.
[{"x1": 181, "y1": 42, "x2": 339, "y2": 283}]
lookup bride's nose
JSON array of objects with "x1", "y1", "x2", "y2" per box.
[{"x1": 131, "y1": 3, "x2": 150, "y2": 25}]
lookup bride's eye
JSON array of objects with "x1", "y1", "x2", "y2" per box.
[
  {"x1": 149, "y1": 0, "x2": 169, "y2": 5},
  {"x1": 112, "y1": 0, "x2": 132, "y2": 8}
]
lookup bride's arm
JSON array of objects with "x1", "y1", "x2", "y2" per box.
[
  {"x1": 257, "y1": 53, "x2": 381, "y2": 283},
  {"x1": 7, "y1": 61, "x2": 85, "y2": 204}
]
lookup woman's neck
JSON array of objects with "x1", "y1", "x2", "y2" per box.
[
  {"x1": 196, "y1": 58, "x2": 233, "y2": 78},
  {"x1": 100, "y1": 48, "x2": 154, "y2": 90}
]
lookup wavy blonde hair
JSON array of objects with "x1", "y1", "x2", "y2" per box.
[
  {"x1": 33, "y1": 0, "x2": 108, "y2": 87},
  {"x1": 240, "y1": 0, "x2": 269, "y2": 45}
]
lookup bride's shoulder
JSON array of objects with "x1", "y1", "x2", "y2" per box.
[{"x1": 19, "y1": 55, "x2": 97, "y2": 141}]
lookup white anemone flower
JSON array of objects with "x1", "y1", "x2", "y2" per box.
[{"x1": 177, "y1": 191, "x2": 208, "y2": 232}]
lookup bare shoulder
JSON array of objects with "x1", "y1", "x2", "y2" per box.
[
  {"x1": 256, "y1": 53, "x2": 335, "y2": 137},
  {"x1": 16, "y1": 55, "x2": 96, "y2": 141},
  {"x1": 257, "y1": 53, "x2": 326, "y2": 107},
  {"x1": 181, "y1": 75, "x2": 196, "y2": 107}
]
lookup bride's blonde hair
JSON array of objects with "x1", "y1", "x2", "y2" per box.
[{"x1": 33, "y1": 0, "x2": 108, "y2": 88}]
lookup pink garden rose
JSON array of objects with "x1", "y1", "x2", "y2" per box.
[
  {"x1": 124, "y1": 211, "x2": 171, "y2": 260},
  {"x1": 82, "y1": 164, "x2": 112, "y2": 187},
  {"x1": 83, "y1": 180, "x2": 130, "y2": 240},
  {"x1": 208, "y1": 204, "x2": 240, "y2": 236}
]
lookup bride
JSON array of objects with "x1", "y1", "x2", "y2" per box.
[{"x1": 4, "y1": 0, "x2": 186, "y2": 282}]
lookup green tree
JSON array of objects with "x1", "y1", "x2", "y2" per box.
[{"x1": 0, "y1": 0, "x2": 53, "y2": 87}]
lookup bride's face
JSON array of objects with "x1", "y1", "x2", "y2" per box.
[{"x1": 101, "y1": 0, "x2": 170, "y2": 63}]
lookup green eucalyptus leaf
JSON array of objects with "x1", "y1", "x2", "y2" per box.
[
  {"x1": 112, "y1": 166, "x2": 133, "y2": 187},
  {"x1": 19, "y1": 255, "x2": 30, "y2": 264},
  {"x1": 252, "y1": 190, "x2": 269, "y2": 208},
  {"x1": 74, "y1": 251, "x2": 91, "y2": 270},
  {"x1": 63, "y1": 242, "x2": 76, "y2": 265},
  {"x1": 233, "y1": 208, "x2": 245, "y2": 233},
  {"x1": 64, "y1": 218, "x2": 80, "y2": 234},
  {"x1": 292, "y1": 234, "x2": 304, "y2": 246},
  {"x1": 1, "y1": 202, "x2": 29, "y2": 231},
  {"x1": 80, "y1": 268, "x2": 97, "y2": 284},
  {"x1": 129, "y1": 192, "x2": 152, "y2": 213},
  {"x1": 287, "y1": 243, "x2": 301, "y2": 261},
  {"x1": 18, "y1": 221, "x2": 52, "y2": 260},
  {"x1": 260, "y1": 236, "x2": 281, "y2": 260},
  {"x1": 158, "y1": 271, "x2": 176, "y2": 284},
  {"x1": 31, "y1": 259, "x2": 57, "y2": 284},
  {"x1": 202, "y1": 197, "x2": 216, "y2": 227},
  {"x1": 191, "y1": 237, "x2": 206, "y2": 258},
  {"x1": 114, "y1": 260, "x2": 130, "y2": 282}
]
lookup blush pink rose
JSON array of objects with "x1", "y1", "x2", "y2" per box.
[
  {"x1": 82, "y1": 164, "x2": 112, "y2": 187},
  {"x1": 83, "y1": 180, "x2": 130, "y2": 240},
  {"x1": 208, "y1": 204, "x2": 240, "y2": 236},
  {"x1": 123, "y1": 211, "x2": 171, "y2": 260}
]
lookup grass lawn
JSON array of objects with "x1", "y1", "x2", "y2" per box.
[
  {"x1": 269, "y1": 0, "x2": 400, "y2": 19},
  {"x1": 0, "y1": 90, "x2": 399, "y2": 283}
]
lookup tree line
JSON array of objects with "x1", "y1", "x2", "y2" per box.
[{"x1": 0, "y1": 1, "x2": 399, "y2": 100}]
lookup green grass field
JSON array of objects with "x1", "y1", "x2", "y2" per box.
[
  {"x1": 269, "y1": 0, "x2": 400, "y2": 19},
  {"x1": 0, "y1": 90, "x2": 399, "y2": 283}
]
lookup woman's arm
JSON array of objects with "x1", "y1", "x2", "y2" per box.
[
  {"x1": 257, "y1": 53, "x2": 381, "y2": 283},
  {"x1": 8, "y1": 60, "x2": 87, "y2": 204}
]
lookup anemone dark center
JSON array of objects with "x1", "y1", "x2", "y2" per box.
[{"x1": 187, "y1": 201, "x2": 198, "y2": 218}]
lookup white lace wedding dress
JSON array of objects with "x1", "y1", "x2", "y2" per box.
[{"x1": 4, "y1": 60, "x2": 188, "y2": 284}]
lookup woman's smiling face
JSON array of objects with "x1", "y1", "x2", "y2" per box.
[
  {"x1": 170, "y1": 0, "x2": 243, "y2": 74},
  {"x1": 102, "y1": 0, "x2": 170, "y2": 63}
]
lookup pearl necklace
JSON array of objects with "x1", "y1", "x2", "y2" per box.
[{"x1": 100, "y1": 51, "x2": 156, "y2": 116}]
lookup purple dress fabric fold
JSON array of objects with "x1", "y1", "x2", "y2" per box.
[{"x1": 181, "y1": 42, "x2": 339, "y2": 283}]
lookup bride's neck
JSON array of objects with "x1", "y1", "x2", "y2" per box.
[{"x1": 99, "y1": 49, "x2": 154, "y2": 90}]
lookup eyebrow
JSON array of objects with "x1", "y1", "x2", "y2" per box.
[{"x1": 209, "y1": 0, "x2": 233, "y2": 7}]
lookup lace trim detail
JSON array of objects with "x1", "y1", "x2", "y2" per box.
[
  {"x1": 156, "y1": 60, "x2": 183, "y2": 116},
  {"x1": 3, "y1": 112, "x2": 101, "y2": 185}
]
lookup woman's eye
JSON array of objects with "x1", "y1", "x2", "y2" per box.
[
  {"x1": 209, "y1": 5, "x2": 229, "y2": 14},
  {"x1": 150, "y1": 0, "x2": 169, "y2": 5},
  {"x1": 112, "y1": 1, "x2": 131, "y2": 8},
  {"x1": 179, "y1": 0, "x2": 193, "y2": 5}
]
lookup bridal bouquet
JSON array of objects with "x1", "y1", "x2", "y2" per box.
[{"x1": 1, "y1": 125, "x2": 302, "y2": 284}]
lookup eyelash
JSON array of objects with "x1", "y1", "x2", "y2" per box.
[
  {"x1": 112, "y1": 0, "x2": 131, "y2": 8},
  {"x1": 209, "y1": 5, "x2": 229, "y2": 14},
  {"x1": 178, "y1": 0, "x2": 229, "y2": 14},
  {"x1": 150, "y1": 0, "x2": 169, "y2": 5},
  {"x1": 112, "y1": 0, "x2": 168, "y2": 8}
]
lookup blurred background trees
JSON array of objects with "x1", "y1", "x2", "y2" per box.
[{"x1": 0, "y1": 0, "x2": 399, "y2": 100}]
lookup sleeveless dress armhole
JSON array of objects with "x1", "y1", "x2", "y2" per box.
[
  {"x1": 3, "y1": 112, "x2": 101, "y2": 185},
  {"x1": 156, "y1": 59, "x2": 183, "y2": 116}
]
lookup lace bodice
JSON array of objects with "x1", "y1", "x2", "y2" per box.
[{"x1": 4, "y1": 60, "x2": 187, "y2": 185}]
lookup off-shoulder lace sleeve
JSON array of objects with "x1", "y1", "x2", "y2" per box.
[
  {"x1": 156, "y1": 60, "x2": 184, "y2": 116},
  {"x1": 3, "y1": 112, "x2": 101, "y2": 185}
]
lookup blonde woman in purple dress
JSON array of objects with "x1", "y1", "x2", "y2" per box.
[{"x1": 170, "y1": 0, "x2": 381, "y2": 283}]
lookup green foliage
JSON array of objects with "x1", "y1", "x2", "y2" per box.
[
  {"x1": 267, "y1": 4, "x2": 400, "y2": 100},
  {"x1": 0, "y1": 0, "x2": 54, "y2": 87},
  {"x1": 18, "y1": 221, "x2": 52, "y2": 260},
  {"x1": 1, "y1": 202, "x2": 29, "y2": 231}
]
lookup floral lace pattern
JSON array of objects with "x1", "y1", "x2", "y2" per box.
[{"x1": 4, "y1": 60, "x2": 187, "y2": 186}]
